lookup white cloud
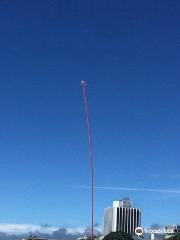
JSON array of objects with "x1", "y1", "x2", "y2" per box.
[
  {"x1": 66, "y1": 226, "x2": 103, "y2": 235},
  {"x1": 0, "y1": 223, "x2": 58, "y2": 235},
  {"x1": 66, "y1": 227, "x2": 85, "y2": 234},
  {"x1": 79, "y1": 186, "x2": 180, "y2": 194}
]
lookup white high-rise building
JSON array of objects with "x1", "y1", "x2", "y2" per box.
[
  {"x1": 104, "y1": 198, "x2": 141, "y2": 236},
  {"x1": 165, "y1": 225, "x2": 180, "y2": 238}
]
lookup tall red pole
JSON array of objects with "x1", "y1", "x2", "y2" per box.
[{"x1": 81, "y1": 81, "x2": 94, "y2": 240}]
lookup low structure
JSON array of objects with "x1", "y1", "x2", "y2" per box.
[
  {"x1": 150, "y1": 233, "x2": 165, "y2": 240},
  {"x1": 22, "y1": 236, "x2": 48, "y2": 240},
  {"x1": 165, "y1": 225, "x2": 180, "y2": 238},
  {"x1": 77, "y1": 236, "x2": 104, "y2": 240}
]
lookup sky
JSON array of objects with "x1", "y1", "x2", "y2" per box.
[{"x1": 0, "y1": 0, "x2": 180, "y2": 235}]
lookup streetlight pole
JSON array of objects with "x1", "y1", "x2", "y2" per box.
[{"x1": 81, "y1": 81, "x2": 94, "y2": 240}]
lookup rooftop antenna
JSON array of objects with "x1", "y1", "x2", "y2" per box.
[{"x1": 81, "y1": 80, "x2": 94, "y2": 240}]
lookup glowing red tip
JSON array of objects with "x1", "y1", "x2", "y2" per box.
[{"x1": 81, "y1": 80, "x2": 86, "y2": 87}]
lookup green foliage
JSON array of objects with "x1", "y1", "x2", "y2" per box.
[
  {"x1": 104, "y1": 231, "x2": 133, "y2": 240},
  {"x1": 168, "y1": 235, "x2": 180, "y2": 240}
]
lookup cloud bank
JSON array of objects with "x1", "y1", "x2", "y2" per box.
[
  {"x1": 0, "y1": 223, "x2": 57, "y2": 235},
  {"x1": 0, "y1": 223, "x2": 102, "y2": 240}
]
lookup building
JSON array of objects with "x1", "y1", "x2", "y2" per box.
[
  {"x1": 104, "y1": 197, "x2": 141, "y2": 235},
  {"x1": 150, "y1": 233, "x2": 166, "y2": 240},
  {"x1": 165, "y1": 225, "x2": 180, "y2": 238},
  {"x1": 77, "y1": 236, "x2": 89, "y2": 240},
  {"x1": 77, "y1": 236, "x2": 104, "y2": 240},
  {"x1": 22, "y1": 236, "x2": 49, "y2": 240}
]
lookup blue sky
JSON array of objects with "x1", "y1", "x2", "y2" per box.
[{"x1": 0, "y1": 0, "x2": 180, "y2": 234}]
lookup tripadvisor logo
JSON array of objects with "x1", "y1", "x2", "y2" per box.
[{"x1": 135, "y1": 227, "x2": 143, "y2": 235}]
